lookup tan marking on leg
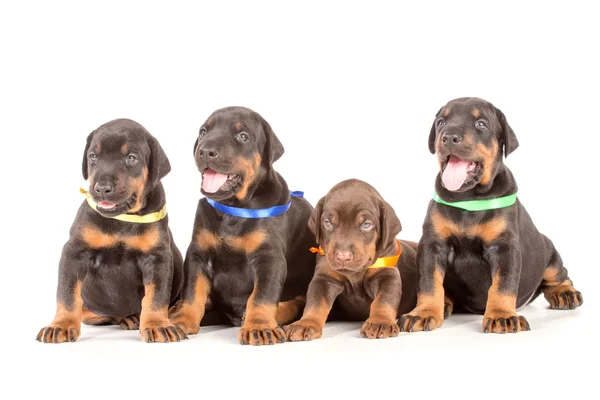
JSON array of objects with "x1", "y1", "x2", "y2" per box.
[
  {"x1": 235, "y1": 153, "x2": 261, "y2": 200},
  {"x1": 139, "y1": 283, "x2": 183, "y2": 343},
  {"x1": 238, "y1": 285, "x2": 283, "y2": 346},
  {"x1": 275, "y1": 295, "x2": 306, "y2": 326},
  {"x1": 482, "y1": 271, "x2": 529, "y2": 333},
  {"x1": 195, "y1": 228, "x2": 221, "y2": 251},
  {"x1": 225, "y1": 229, "x2": 266, "y2": 254},
  {"x1": 361, "y1": 301, "x2": 399, "y2": 339},
  {"x1": 542, "y1": 266, "x2": 583, "y2": 309},
  {"x1": 124, "y1": 226, "x2": 160, "y2": 252},
  {"x1": 401, "y1": 268, "x2": 445, "y2": 332},
  {"x1": 169, "y1": 273, "x2": 211, "y2": 334},
  {"x1": 37, "y1": 281, "x2": 83, "y2": 343}
]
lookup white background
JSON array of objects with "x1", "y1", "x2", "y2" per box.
[{"x1": 1, "y1": 1, "x2": 598, "y2": 398}]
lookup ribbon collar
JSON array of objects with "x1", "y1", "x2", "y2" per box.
[
  {"x1": 80, "y1": 188, "x2": 167, "y2": 223},
  {"x1": 310, "y1": 238, "x2": 403, "y2": 269},
  {"x1": 206, "y1": 191, "x2": 304, "y2": 218},
  {"x1": 432, "y1": 191, "x2": 517, "y2": 211}
]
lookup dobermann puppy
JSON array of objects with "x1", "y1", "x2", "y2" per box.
[
  {"x1": 284, "y1": 179, "x2": 418, "y2": 341},
  {"x1": 401, "y1": 97, "x2": 583, "y2": 334},
  {"x1": 169, "y1": 106, "x2": 316, "y2": 345},
  {"x1": 37, "y1": 119, "x2": 185, "y2": 343}
]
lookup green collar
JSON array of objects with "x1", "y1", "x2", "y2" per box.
[{"x1": 433, "y1": 191, "x2": 517, "y2": 211}]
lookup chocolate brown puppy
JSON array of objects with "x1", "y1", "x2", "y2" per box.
[
  {"x1": 169, "y1": 106, "x2": 316, "y2": 345},
  {"x1": 284, "y1": 179, "x2": 418, "y2": 341},
  {"x1": 37, "y1": 119, "x2": 185, "y2": 343},
  {"x1": 401, "y1": 97, "x2": 583, "y2": 334}
]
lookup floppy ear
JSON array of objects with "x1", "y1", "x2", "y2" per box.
[
  {"x1": 496, "y1": 108, "x2": 519, "y2": 157},
  {"x1": 428, "y1": 107, "x2": 443, "y2": 154},
  {"x1": 82, "y1": 131, "x2": 95, "y2": 180},
  {"x1": 308, "y1": 197, "x2": 326, "y2": 244},
  {"x1": 260, "y1": 117, "x2": 284, "y2": 167},
  {"x1": 147, "y1": 136, "x2": 171, "y2": 188},
  {"x1": 376, "y1": 199, "x2": 402, "y2": 254}
]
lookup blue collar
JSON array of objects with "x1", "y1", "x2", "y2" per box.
[{"x1": 205, "y1": 191, "x2": 304, "y2": 218}]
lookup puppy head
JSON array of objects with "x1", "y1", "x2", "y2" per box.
[
  {"x1": 308, "y1": 179, "x2": 401, "y2": 274},
  {"x1": 428, "y1": 97, "x2": 518, "y2": 192},
  {"x1": 82, "y1": 119, "x2": 170, "y2": 217},
  {"x1": 193, "y1": 106, "x2": 284, "y2": 202}
]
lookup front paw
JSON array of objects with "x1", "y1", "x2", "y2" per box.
[
  {"x1": 140, "y1": 320, "x2": 188, "y2": 343},
  {"x1": 36, "y1": 321, "x2": 80, "y2": 343},
  {"x1": 238, "y1": 319, "x2": 286, "y2": 346},
  {"x1": 169, "y1": 307, "x2": 200, "y2": 335},
  {"x1": 284, "y1": 319, "x2": 323, "y2": 342},
  {"x1": 360, "y1": 318, "x2": 399, "y2": 339},
  {"x1": 482, "y1": 311, "x2": 530, "y2": 333},
  {"x1": 400, "y1": 309, "x2": 443, "y2": 332}
]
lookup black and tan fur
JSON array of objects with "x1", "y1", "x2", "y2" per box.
[
  {"x1": 169, "y1": 107, "x2": 316, "y2": 345},
  {"x1": 37, "y1": 119, "x2": 185, "y2": 343},
  {"x1": 400, "y1": 97, "x2": 583, "y2": 334}
]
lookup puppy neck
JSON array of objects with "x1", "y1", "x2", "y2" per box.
[
  {"x1": 220, "y1": 168, "x2": 291, "y2": 209},
  {"x1": 132, "y1": 183, "x2": 167, "y2": 215}
]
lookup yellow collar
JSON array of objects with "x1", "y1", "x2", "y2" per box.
[
  {"x1": 310, "y1": 238, "x2": 403, "y2": 269},
  {"x1": 80, "y1": 188, "x2": 167, "y2": 224}
]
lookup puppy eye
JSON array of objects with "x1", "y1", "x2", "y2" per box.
[
  {"x1": 199, "y1": 127, "x2": 207, "y2": 139},
  {"x1": 126, "y1": 154, "x2": 138, "y2": 165},
  {"x1": 476, "y1": 120, "x2": 487, "y2": 130},
  {"x1": 237, "y1": 132, "x2": 250, "y2": 143},
  {"x1": 437, "y1": 119, "x2": 445, "y2": 129},
  {"x1": 88, "y1": 153, "x2": 97, "y2": 162},
  {"x1": 361, "y1": 221, "x2": 373, "y2": 230},
  {"x1": 323, "y1": 219, "x2": 333, "y2": 230}
]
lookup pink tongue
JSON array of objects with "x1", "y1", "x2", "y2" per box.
[
  {"x1": 442, "y1": 156, "x2": 471, "y2": 191},
  {"x1": 202, "y1": 169, "x2": 229, "y2": 193},
  {"x1": 98, "y1": 201, "x2": 116, "y2": 209}
]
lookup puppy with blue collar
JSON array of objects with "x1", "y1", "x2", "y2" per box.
[{"x1": 169, "y1": 107, "x2": 316, "y2": 345}]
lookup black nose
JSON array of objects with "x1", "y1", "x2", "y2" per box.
[
  {"x1": 198, "y1": 146, "x2": 219, "y2": 160},
  {"x1": 94, "y1": 181, "x2": 115, "y2": 196},
  {"x1": 442, "y1": 132, "x2": 463, "y2": 148}
]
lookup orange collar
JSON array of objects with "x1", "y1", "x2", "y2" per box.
[{"x1": 310, "y1": 239, "x2": 402, "y2": 269}]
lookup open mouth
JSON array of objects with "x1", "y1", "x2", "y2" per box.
[
  {"x1": 441, "y1": 155, "x2": 481, "y2": 191},
  {"x1": 201, "y1": 168, "x2": 242, "y2": 194},
  {"x1": 94, "y1": 194, "x2": 137, "y2": 216}
]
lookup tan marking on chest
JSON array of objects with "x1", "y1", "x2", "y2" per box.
[
  {"x1": 196, "y1": 229, "x2": 221, "y2": 251},
  {"x1": 81, "y1": 225, "x2": 160, "y2": 252},
  {"x1": 195, "y1": 228, "x2": 267, "y2": 254},
  {"x1": 226, "y1": 229, "x2": 266, "y2": 254},
  {"x1": 431, "y1": 211, "x2": 505, "y2": 243}
]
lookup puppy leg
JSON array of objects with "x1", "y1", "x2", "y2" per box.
[
  {"x1": 119, "y1": 314, "x2": 140, "y2": 330},
  {"x1": 284, "y1": 274, "x2": 343, "y2": 342},
  {"x1": 540, "y1": 242, "x2": 583, "y2": 310},
  {"x1": 481, "y1": 247, "x2": 530, "y2": 333},
  {"x1": 138, "y1": 255, "x2": 187, "y2": 343},
  {"x1": 275, "y1": 295, "x2": 306, "y2": 326},
  {"x1": 401, "y1": 239, "x2": 448, "y2": 332},
  {"x1": 361, "y1": 268, "x2": 401, "y2": 339},
  {"x1": 238, "y1": 252, "x2": 290, "y2": 346}
]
